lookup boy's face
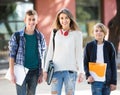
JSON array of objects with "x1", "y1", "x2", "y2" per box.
[
  {"x1": 24, "y1": 15, "x2": 38, "y2": 30},
  {"x1": 93, "y1": 27, "x2": 105, "y2": 41}
]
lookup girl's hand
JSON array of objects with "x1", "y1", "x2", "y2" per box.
[
  {"x1": 78, "y1": 73, "x2": 84, "y2": 83},
  {"x1": 43, "y1": 72, "x2": 47, "y2": 81}
]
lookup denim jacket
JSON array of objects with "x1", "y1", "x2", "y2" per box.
[
  {"x1": 84, "y1": 40, "x2": 117, "y2": 85},
  {"x1": 8, "y1": 28, "x2": 46, "y2": 72}
]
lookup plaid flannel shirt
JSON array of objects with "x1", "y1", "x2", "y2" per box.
[{"x1": 8, "y1": 28, "x2": 46, "y2": 70}]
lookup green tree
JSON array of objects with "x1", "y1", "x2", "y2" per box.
[
  {"x1": 0, "y1": 4, "x2": 16, "y2": 35},
  {"x1": 76, "y1": 0, "x2": 99, "y2": 22}
]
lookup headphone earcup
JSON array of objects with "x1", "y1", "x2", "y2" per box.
[
  {"x1": 60, "y1": 29, "x2": 69, "y2": 36},
  {"x1": 64, "y1": 31, "x2": 68, "y2": 36}
]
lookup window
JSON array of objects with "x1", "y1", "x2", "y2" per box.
[
  {"x1": 0, "y1": 1, "x2": 33, "y2": 50},
  {"x1": 76, "y1": 0, "x2": 101, "y2": 46}
]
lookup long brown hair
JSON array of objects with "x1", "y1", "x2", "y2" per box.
[{"x1": 52, "y1": 8, "x2": 80, "y2": 31}]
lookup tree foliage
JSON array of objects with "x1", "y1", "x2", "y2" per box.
[
  {"x1": 0, "y1": 4, "x2": 16, "y2": 35},
  {"x1": 0, "y1": 4, "x2": 16, "y2": 20},
  {"x1": 76, "y1": 0, "x2": 99, "y2": 22}
]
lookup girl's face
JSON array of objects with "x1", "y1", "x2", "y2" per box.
[
  {"x1": 24, "y1": 15, "x2": 38, "y2": 30},
  {"x1": 59, "y1": 13, "x2": 70, "y2": 30},
  {"x1": 93, "y1": 27, "x2": 105, "y2": 43}
]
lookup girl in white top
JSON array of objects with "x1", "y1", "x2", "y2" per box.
[{"x1": 43, "y1": 8, "x2": 84, "y2": 95}]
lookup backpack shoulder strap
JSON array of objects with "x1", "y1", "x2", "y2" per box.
[
  {"x1": 14, "y1": 32, "x2": 20, "y2": 58},
  {"x1": 14, "y1": 32, "x2": 20, "y2": 45}
]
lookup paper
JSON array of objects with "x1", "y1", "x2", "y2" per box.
[
  {"x1": 89, "y1": 62, "x2": 107, "y2": 82},
  {"x1": 5, "y1": 64, "x2": 29, "y2": 86}
]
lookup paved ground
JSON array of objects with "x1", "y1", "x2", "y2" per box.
[
  {"x1": 0, "y1": 69, "x2": 120, "y2": 95},
  {"x1": 0, "y1": 55, "x2": 120, "y2": 95}
]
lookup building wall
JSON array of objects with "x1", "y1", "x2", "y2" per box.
[
  {"x1": 34, "y1": 0, "x2": 75, "y2": 45},
  {"x1": 102, "y1": 0, "x2": 116, "y2": 26},
  {"x1": 34, "y1": 0, "x2": 117, "y2": 45}
]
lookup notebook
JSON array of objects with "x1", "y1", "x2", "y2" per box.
[
  {"x1": 89, "y1": 62, "x2": 107, "y2": 82},
  {"x1": 5, "y1": 64, "x2": 29, "y2": 86}
]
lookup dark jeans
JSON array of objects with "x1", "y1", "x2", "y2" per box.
[
  {"x1": 16, "y1": 69, "x2": 39, "y2": 95},
  {"x1": 91, "y1": 81, "x2": 110, "y2": 95}
]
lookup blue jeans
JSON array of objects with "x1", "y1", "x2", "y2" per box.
[
  {"x1": 16, "y1": 69, "x2": 39, "y2": 95},
  {"x1": 51, "y1": 71, "x2": 77, "y2": 95},
  {"x1": 91, "y1": 81, "x2": 111, "y2": 95}
]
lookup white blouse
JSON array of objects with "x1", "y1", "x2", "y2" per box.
[{"x1": 44, "y1": 30, "x2": 83, "y2": 73}]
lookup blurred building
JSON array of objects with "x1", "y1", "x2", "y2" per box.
[
  {"x1": 0, "y1": 0, "x2": 116, "y2": 45},
  {"x1": 0, "y1": 0, "x2": 119, "y2": 68}
]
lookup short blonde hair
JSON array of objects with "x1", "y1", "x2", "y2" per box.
[{"x1": 93, "y1": 23, "x2": 107, "y2": 35}]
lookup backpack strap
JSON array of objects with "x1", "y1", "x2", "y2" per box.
[
  {"x1": 15, "y1": 32, "x2": 20, "y2": 46},
  {"x1": 14, "y1": 32, "x2": 20, "y2": 59}
]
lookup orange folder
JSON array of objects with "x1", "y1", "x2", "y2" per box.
[{"x1": 89, "y1": 62, "x2": 107, "y2": 77}]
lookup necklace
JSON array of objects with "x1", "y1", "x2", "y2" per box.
[{"x1": 60, "y1": 29, "x2": 69, "y2": 36}]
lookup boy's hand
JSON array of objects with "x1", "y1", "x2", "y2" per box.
[
  {"x1": 10, "y1": 73, "x2": 16, "y2": 84},
  {"x1": 110, "y1": 84, "x2": 117, "y2": 91},
  {"x1": 87, "y1": 76, "x2": 94, "y2": 83},
  {"x1": 38, "y1": 74, "x2": 43, "y2": 84}
]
